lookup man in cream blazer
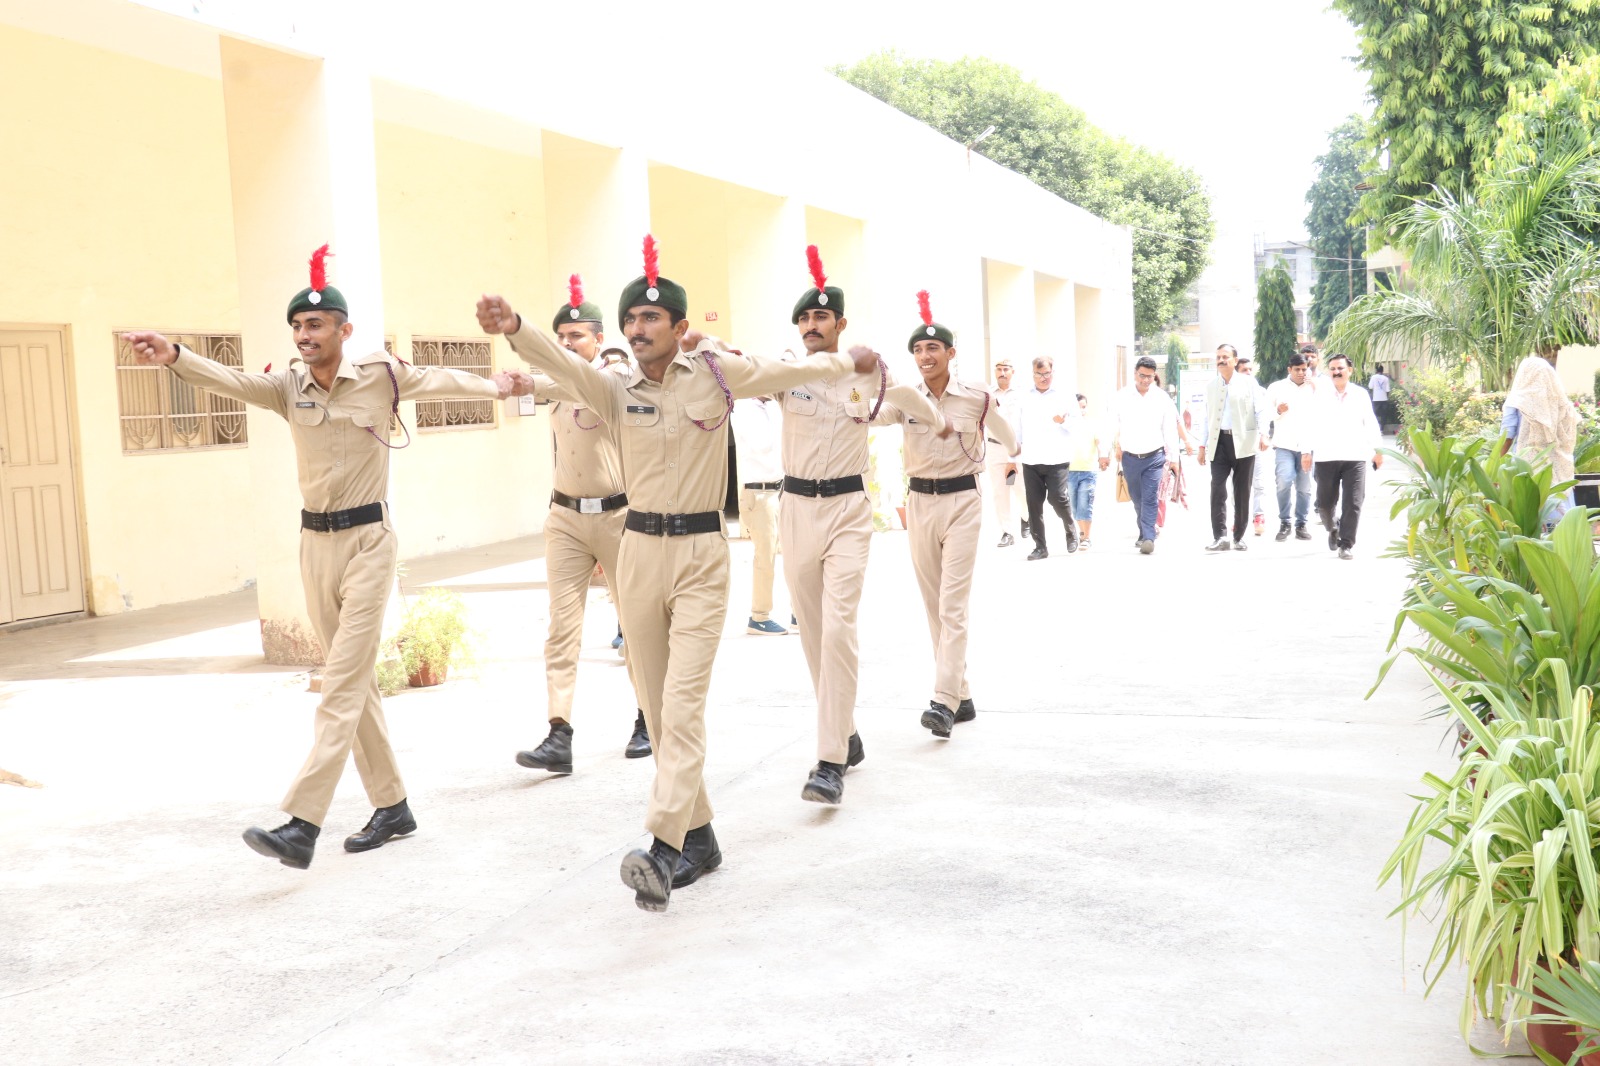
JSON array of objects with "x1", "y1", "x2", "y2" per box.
[{"x1": 1197, "y1": 343, "x2": 1269, "y2": 551}]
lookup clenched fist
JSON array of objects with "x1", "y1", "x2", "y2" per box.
[
  {"x1": 848, "y1": 345, "x2": 880, "y2": 375},
  {"x1": 123, "y1": 331, "x2": 177, "y2": 366},
  {"x1": 477, "y1": 295, "x2": 520, "y2": 335}
]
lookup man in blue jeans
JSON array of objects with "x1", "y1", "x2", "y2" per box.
[
  {"x1": 1109, "y1": 356, "x2": 1182, "y2": 553},
  {"x1": 1264, "y1": 352, "x2": 1316, "y2": 540}
]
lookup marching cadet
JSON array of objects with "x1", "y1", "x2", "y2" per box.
[
  {"x1": 476, "y1": 236, "x2": 879, "y2": 912},
  {"x1": 123, "y1": 246, "x2": 530, "y2": 871},
  {"x1": 780, "y1": 247, "x2": 947, "y2": 807},
  {"x1": 730, "y1": 392, "x2": 787, "y2": 635},
  {"x1": 510, "y1": 276, "x2": 651, "y2": 776},
  {"x1": 875, "y1": 292, "x2": 1016, "y2": 738}
]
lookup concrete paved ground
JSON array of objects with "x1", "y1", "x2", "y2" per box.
[{"x1": 1, "y1": 462, "x2": 1504, "y2": 1064}]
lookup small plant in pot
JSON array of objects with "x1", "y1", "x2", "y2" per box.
[{"x1": 393, "y1": 587, "x2": 473, "y2": 688}]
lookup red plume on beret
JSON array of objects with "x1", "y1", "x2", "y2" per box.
[
  {"x1": 806, "y1": 245, "x2": 828, "y2": 291},
  {"x1": 569, "y1": 273, "x2": 584, "y2": 309},
  {"x1": 917, "y1": 289, "x2": 933, "y2": 326},
  {"x1": 643, "y1": 235, "x2": 659, "y2": 287},
  {"x1": 309, "y1": 244, "x2": 331, "y2": 292}
]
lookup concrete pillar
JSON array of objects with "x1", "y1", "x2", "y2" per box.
[
  {"x1": 727, "y1": 192, "x2": 805, "y2": 357},
  {"x1": 983, "y1": 259, "x2": 1035, "y2": 385},
  {"x1": 542, "y1": 135, "x2": 651, "y2": 328},
  {"x1": 1034, "y1": 274, "x2": 1077, "y2": 392},
  {"x1": 1074, "y1": 285, "x2": 1107, "y2": 400},
  {"x1": 219, "y1": 38, "x2": 385, "y2": 664}
]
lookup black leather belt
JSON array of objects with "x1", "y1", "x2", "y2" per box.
[
  {"x1": 625, "y1": 510, "x2": 722, "y2": 536},
  {"x1": 743, "y1": 481, "x2": 782, "y2": 491},
  {"x1": 552, "y1": 489, "x2": 628, "y2": 514},
  {"x1": 1124, "y1": 448, "x2": 1162, "y2": 460},
  {"x1": 782, "y1": 474, "x2": 864, "y2": 498},
  {"x1": 908, "y1": 475, "x2": 978, "y2": 495},
  {"x1": 301, "y1": 502, "x2": 384, "y2": 532}
]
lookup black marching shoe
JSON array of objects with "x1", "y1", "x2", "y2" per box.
[
  {"x1": 516, "y1": 720, "x2": 574, "y2": 774},
  {"x1": 1205, "y1": 538, "x2": 1232, "y2": 552},
  {"x1": 847, "y1": 731, "x2": 865, "y2": 768},
  {"x1": 1275, "y1": 521, "x2": 1291, "y2": 542},
  {"x1": 243, "y1": 817, "x2": 319, "y2": 870},
  {"x1": 1232, "y1": 539, "x2": 1249, "y2": 552},
  {"x1": 921, "y1": 701, "x2": 956, "y2": 738},
  {"x1": 620, "y1": 837, "x2": 680, "y2": 912},
  {"x1": 1020, "y1": 520, "x2": 1031, "y2": 540},
  {"x1": 671, "y1": 823, "x2": 722, "y2": 888},
  {"x1": 1295, "y1": 524, "x2": 1312, "y2": 541},
  {"x1": 625, "y1": 710, "x2": 652, "y2": 758},
  {"x1": 801, "y1": 761, "x2": 846, "y2": 804},
  {"x1": 344, "y1": 798, "x2": 418, "y2": 853},
  {"x1": 1026, "y1": 546, "x2": 1048, "y2": 561},
  {"x1": 955, "y1": 698, "x2": 976, "y2": 724},
  {"x1": 997, "y1": 531, "x2": 1014, "y2": 547}
]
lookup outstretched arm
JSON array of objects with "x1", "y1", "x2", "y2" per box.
[
  {"x1": 125, "y1": 331, "x2": 289, "y2": 418},
  {"x1": 478, "y1": 294, "x2": 619, "y2": 421}
]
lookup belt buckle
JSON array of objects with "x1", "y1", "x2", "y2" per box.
[
  {"x1": 579, "y1": 497, "x2": 602, "y2": 514},
  {"x1": 667, "y1": 514, "x2": 689, "y2": 536},
  {"x1": 819, "y1": 479, "x2": 836, "y2": 496},
  {"x1": 331, "y1": 511, "x2": 352, "y2": 531},
  {"x1": 640, "y1": 513, "x2": 663, "y2": 535}
]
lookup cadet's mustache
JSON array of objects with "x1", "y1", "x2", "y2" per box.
[{"x1": 803, "y1": 331, "x2": 823, "y2": 340}]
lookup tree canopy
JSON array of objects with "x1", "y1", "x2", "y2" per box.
[
  {"x1": 1254, "y1": 264, "x2": 1298, "y2": 384},
  {"x1": 1332, "y1": 0, "x2": 1600, "y2": 234},
  {"x1": 1304, "y1": 116, "x2": 1369, "y2": 341},
  {"x1": 833, "y1": 52, "x2": 1213, "y2": 337}
]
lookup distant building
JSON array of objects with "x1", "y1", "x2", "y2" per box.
[{"x1": 1254, "y1": 239, "x2": 1318, "y2": 339}]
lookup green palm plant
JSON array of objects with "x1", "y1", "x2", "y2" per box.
[
  {"x1": 1380, "y1": 671, "x2": 1600, "y2": 1045},
  {"x1": 1328, "y1": 146, "x2": 1600, "y2": 389}
]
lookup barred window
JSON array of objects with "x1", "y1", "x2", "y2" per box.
[
  {"x1": 115, "y1": 332, "x2": 248, "y2": 453},
  {"x1": 410, "y1": 337, "x2": 495, "y2": 431}
]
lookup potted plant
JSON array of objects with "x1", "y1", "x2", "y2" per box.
[{"x1": 393, "y1": 587, "x2": 472, "y2": 688}]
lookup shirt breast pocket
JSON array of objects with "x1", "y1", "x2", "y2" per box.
[
  {"x1": 622, "y1": 401, "x2": 661, "y2": 462},
  {"x1": 783, "y1": 391, "x2": 818, "y2": 417},
  {"x1": 350, "y1": 406, "x2": 394, "y2": 438},
  {"x1": 904, "y1": 418, "x2": 931, "y2": 436},
  {"x1": 682, "y1": 397, "x2": 730, "y2": 449},
  {"x1": 842, "y1": 400, "x2": 872, "y2": 422}
]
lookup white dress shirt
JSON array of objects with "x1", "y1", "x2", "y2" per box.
[
  {"x1": 1016, "y1": 386, "x2": 1076, "y2": 465},
  {"x1": 1266, "y1": 377, "x2": 1318, "y2": 453},
  {"x1": 1369, "y1": 373, "x2": 1392, "y2": 401},
  {"x1": 1111, "y1": 383, "x2": 1181, "y2": 461},
  {"x1": 1308, "y1": 383, "x2": 1381, "y2": 461},
  {"x1": 731, "y1": 396, "x2": 785, "y2": 484}
]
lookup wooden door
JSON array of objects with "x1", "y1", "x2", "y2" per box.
[{"x1": 0, "y1": 330, "x2": 85, "y2": 623}]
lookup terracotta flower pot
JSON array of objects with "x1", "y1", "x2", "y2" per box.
[
  {"x1": 407, "y1": 661, "x2": 447, "y2": 688},
  {"x1": 1525, "y1": 1015, "x2": 1600, "y2": 1065}
]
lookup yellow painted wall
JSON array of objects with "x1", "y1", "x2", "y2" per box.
[
  {"x1": 0, "y1": 24, "x2": 250, "y2": 614},
  {"x1": 373, "y1": 121, "x2": 552, "y2": 554},
  {"x1": 648, "y1": 165, "x2": 733, "y2": 342}
]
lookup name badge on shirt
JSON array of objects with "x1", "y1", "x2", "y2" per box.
[
  {"x1": 789, "y1": 388, "x2": 813, "y2": 401},
  {"x1": 625, "y1": 404, "x2": 656, "y2": 415},
  {"x1": 295, "y1": 401, "x2": 317, "y2": 408}
]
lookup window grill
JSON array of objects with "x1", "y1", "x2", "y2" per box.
[
  {"x1": 115, "y1": 332, "x2": 248, "y2": 452},
  {"x1": 410, "y1": 336, "x2": 495, "y2": 430}
]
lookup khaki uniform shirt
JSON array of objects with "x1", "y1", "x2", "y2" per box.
[
  {"x1": 508, "y1": 320, "x2": 856, "y2": 514},
  {"x1": 879, "y1": 378, "x2": 1017, "y2": 478},
  {"x1": 780, "y1": 361, "x2": 945, "y2": 479},
  {"x1": 516, "y1": 363, "x2": 627, "y2": 499},
  {"x1": 168, "y1": 344, "x2": 498, "y2": 512}
]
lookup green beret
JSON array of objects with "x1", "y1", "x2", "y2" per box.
[
  {"x1": 618, "y1": 274, "x2": 688, "y2": 326},
  {"x1": 908, "y1": 321, "x2": 956, "y2": 352},
  {"x1": 791, "y1": 286, "x2": 846, "y2": 323},
  {"x1": 553, "y1": 302, "x2": 605, "y2": 332},
  {"x1": 287, "y1": 285, "x2": 348, "y2": 325}
]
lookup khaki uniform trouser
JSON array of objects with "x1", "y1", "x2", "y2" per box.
[
  {"x1": 987, "y1": 459, "x2": 1021, "y2": 530},
  {"x1": 738, "y1": 487, "x2": 782, "y2": 621},
  {"x1": 283, "y1": 522, "x2": 405, "y2": 826},
  {"x1": 616, "y1": 528, "x2": 726, "y2": 851},
  {"x1": 543, "y1": 505, "x2": 627, "y2": 723},
  {"x1": 908, "y1": 489, "x2": 982, "y2": 710},
  {"x1": 780, "y1": 491, "x2": 871, "y2": 765}
]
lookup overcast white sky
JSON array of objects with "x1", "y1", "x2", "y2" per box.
[{"x1": 684, "y1": 0, "x2": 1373, "y2": 242}]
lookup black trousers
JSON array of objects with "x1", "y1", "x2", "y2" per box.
[
  {"x1": 1315, "y1": 460, "x2": 1367, "y2": 549},
  {"x1": 1209, "y1": 431, "x2": 1255, "y2": 541},
  {"x1": 1022, "y1": 462, "x2": 1074, "y2": 550}
]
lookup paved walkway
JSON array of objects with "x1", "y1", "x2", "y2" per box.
[{"x1": 1, "y1": 462, "x2": 1496, "y2": 1064}]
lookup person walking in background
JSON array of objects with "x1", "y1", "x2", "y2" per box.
[
  {"x1": 1067, "y1": 392, "x2": 1101, "y2": 549},
  {"x1": 1015, "y1": 356, "x2": 1079, "y2": 561},
  {"x1": 731, "y1": 393, "x2": 787, "y2": 635},
  {"x1": 1111, "y1": 356, "x2": 1181, "y2": 554},
  {"x1": 985, "y1": 357, "x2": 1026, "y2": 546},
  {"x1": 1236, "y1": 354, "x2": 1271, "y2": 537},
  {"x1": 1199, "y1": 343, "x2": 1268, "y2": 552},
  {"x1": 1265, "y1": 352, "x2": 1316, "y2": 541},
  {"x1": 1302, "y1": 353, "x2": 1383, "y2": 560},
  {"x1": 1368, "y1": 362, "x2": 1393, "y2": 432},
  {"x1": 1501, "y1": 349, "x2": 1579, "y2": 530}
]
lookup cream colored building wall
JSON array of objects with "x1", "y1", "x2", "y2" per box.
[
  {"x1": 0, "y1": 23, "x2": 251, "y2": 614},
  {"x1": 373, "y1": 122, "x2": 552, "y2": 554}
]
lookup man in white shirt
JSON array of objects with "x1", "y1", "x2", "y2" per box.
[
  {"x1": 1301, "y1": 352, "x2": 1384, "y2": 559},
  {"x1": 1368, "y1": 362, "x2": 1394, "y2": 432},
  {"x1": 1265, "y1": 353, "x2": 1317, "y2": 541},
  {"x1": 1015, "y1": 355, "x2": 1079, "y2": 560},
  {"x1": 1198, "y1": 343, "x2": 1270, "y2": 551},
  {"x1": 1109, "y1": 355, "x2": 1181, "y2": 554},
  {"x1": 986, "y1": 357, "x2": 1026, "y2": 546},
  {"x1": 731, "y1": 395, "x2": 786, "y2": 634}
]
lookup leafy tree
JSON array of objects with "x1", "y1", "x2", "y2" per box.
[
  {"x1": 1332, "y1": 0, "x2": 1600, "y2": 235},
  {"x1": 833, "y1": 52, "x2": 1213, "y2": 336},
  {"x1": 1305, "y1": 116, "x2": 1369, "y2": 340},
  {"x1": 1163, "y1": 332, "x2": 1189, "y2": 391},
  {"x1": 1254, "y1": 263, "x2": 1298, "y2": 383}
]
